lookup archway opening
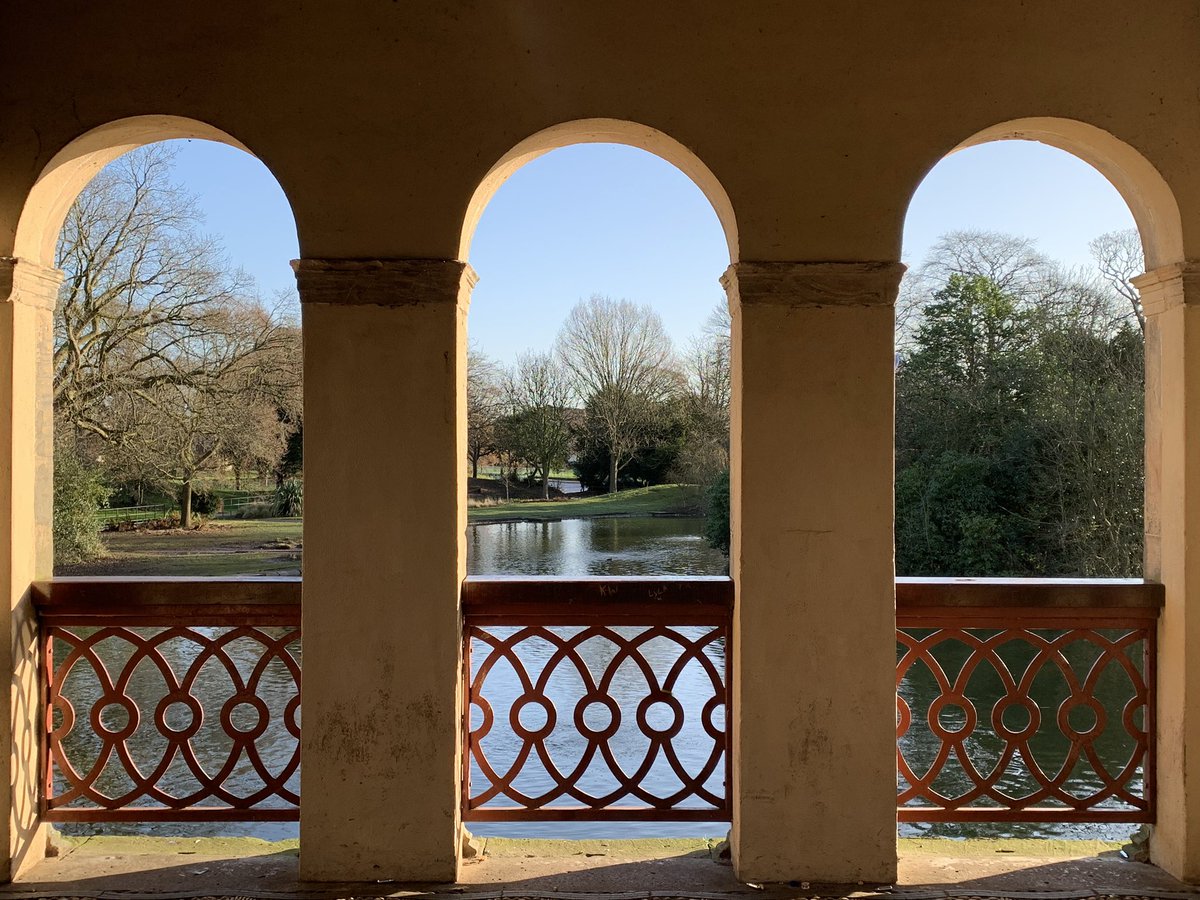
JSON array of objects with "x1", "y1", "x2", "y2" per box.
[
  {"x1": 895, "y1": 120, "x2": 1180, "y2": 849},
  {"x1": 463, "y1": 124, "x2": 735, "y2": 576},
  {"x1": 22, "y1": 120, "x2": 304, "y2": 575},
  {"x1": 15, "y1": 117, "x2": 303, "y2": 846},
  {"x1": 460, "y1": 122, "x2": 736, "y2": 840}
]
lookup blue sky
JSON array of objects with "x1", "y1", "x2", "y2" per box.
[{"x1": 165, "y1": 138, "x2": 1136, "y2": 364}]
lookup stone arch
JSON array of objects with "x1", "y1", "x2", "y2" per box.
[
  {"x1": 13, "y1": 114, "x2": 296, "y2": 267},
  {"x1": 940, "y1": 116, "x2": 1184, "y2": 269},
  {"x1": 458, "y1": 117, "x2": 739, "y2": 264}
]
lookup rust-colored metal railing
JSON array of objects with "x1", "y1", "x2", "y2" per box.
[
  {"x1": 33, "y1": 574, "x2": 1162, "y2": 828},
  {"x1": 35, "y1": 578, "x2": 301, "y2": 822},
  {"x1": 462, "y1": 577, "x2": 733, "y2": 822},
  {"x1": 896, "y1": 578, "x2": 1161, "y2": 823}
]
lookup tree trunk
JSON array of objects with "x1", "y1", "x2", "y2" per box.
[
  {"x1": 609, "y1": 454, "x2": 618, "y2": 494},
  {"x1": 179, "y1": 480, "x2": 193, "y2": 529},
  {"x1": 472, "y1": 455, "x2": 479, "y2": 479},
  {"x1": 234, "y1": 468, "x2": 242, "y2": 491},
  {"x1": 542, "y1": 459, "x2": 550, "y2": 500}
]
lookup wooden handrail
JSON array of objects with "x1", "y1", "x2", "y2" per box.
[
  {"x1": 33, "y1": 577, "x2": 300, "y2": 625},
  {"x1": 896, "y1": 577, "x2": 1163, "y2": 609},
  {"x1": 463, "y1": 577, "x2": 733, "y2": 624},
  {"x1": 30, "y1": 575, "x2": 1162, "y2": 617}
]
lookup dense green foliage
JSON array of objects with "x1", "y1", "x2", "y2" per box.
[
  {"x1": 53, "y1": 437, "x2": 108, "y2": 566},
  {"x1": 275, "y1": 420, "x2": 303, "y2": 484},
  {"x1": 705, "y1": 469, "x2": 731, "y2": 554},
  {"x1": 572, "y1": 396, "x2": 690, "y2": 491},
  {"x1": 274, "y1": 478, "x2": 304, "y2": 517},
  {"x1": 189, "y1": 489, "x2": 224, "y2": 516},
  {"x1": 896, "y1": 272, "x2": 1143, "y2": 577}
]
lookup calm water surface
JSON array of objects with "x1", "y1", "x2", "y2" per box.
[
  {"x1": 59, "y1": 517, "x2": 1142, "y2": 843},
  {"x1": 468, "y1": 516, "x2": 727, "y2": 577}
]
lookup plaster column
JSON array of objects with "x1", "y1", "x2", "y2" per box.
[
  {"x1": 1138, "y1": 262, "x2": 1200, "y2": 883},
  {"x1": 295, "y1": 259, "x2": 472, "y2": 882},
  {"x1": 725, "y1": 261, "x2": 903, "y2": 884},
  {"x1": 0, "y1": 258, "x2": 57, "y2": 881}
]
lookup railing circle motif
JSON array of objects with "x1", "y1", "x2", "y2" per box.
[
  {"x1": 991, "y1": 695, "x2": 1041, "y2": 742},
  {"x1": 702, "y1": 696, "x2": 725, "y2": 740},
  {"x1": 1058, "y1": 694, "x2": 1107, "y2": 742},
  {"x1": 510, "y1": 693, "x2": 557, "y2": 741},
  {"x1": 46, "y1": 623, "x2": 302, "y2": 818},
  {"x1": 155, "y1": 694, "x2": 204, "y2": 739},
  {"x1": 928, "y1": 695, "x2": 976, "y2": 739},
  {"x1": 222, "y1": 696, "x2": 271, "y2": 740},
  {"x1": 284, "y1": 694, "x2": 302, "y2": 738},
  {"x1": 92, "y1": 696, "x2": 138, "y2": 741},
  {"x1": 637, "y1": 693, "x2": 684, "y2": 740},
  {"x1": 575, "y1": 695, "x2": 621, "y2": 741}
]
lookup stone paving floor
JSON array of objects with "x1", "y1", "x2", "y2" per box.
[{"x1": 0, "y1": 836, "x2": 1196, "y2": 900}]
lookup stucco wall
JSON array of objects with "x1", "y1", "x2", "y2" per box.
[
  {"x1": 1, "y1": 2, "x2": 1198, "y2": 266},
  {"x1": 4, "y1": 0, "x2": 1200, "y2": 885}
]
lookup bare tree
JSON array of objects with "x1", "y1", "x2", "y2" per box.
[
  {"x1": 1089, "y1": 228, "x2": 1146, "y2": 332},
  {"x1": 221, "y1": 345, "x2": 301, "y2": 491},
  {"x1": 101, "y1": 298, "x2": 299, "y2": 527},
  {"x1": 672, "y1": 302, "x2": 731, "y2": 487},
  {"x1": 919, "y1": 230, "x2": 1051, "y2": 296},
  {"x1": 900, "y1": 230, "x2": 1066, "y2": 352},
  {"x1": 556, "y1": 295, "x2": 677, "y2": 493},
  {"x1": 55, "y1": 146, "x2": 246, "y2": 437},
  {"x1": 499, "y1": 351, "x2": 573, "y2": 499},
  {"x1": 54, "y1": 145, "x2": 301, "y2": 525},
  {"x1": 467, "y1": 346, "x2": 503, "y2": 479},
  {"x1": 685, "y1": 302, "x2": 731, "y2": 416}
]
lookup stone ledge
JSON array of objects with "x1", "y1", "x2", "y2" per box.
[
  {"x1": 292, "y1": 258, "x2": 477, "y2": 307},
  {"x1": 0, "y1": 258, "x2": 63, "y2": 311},
  {"x1": 12, "y1": 835, "x2": 1191, "y2": 900},
  {"x1": 1132, "y1": 261, "x2": 1200, "y2": 318},
  {"x1": 722, "y1": 261, "x2": 905, "y2": 308}
]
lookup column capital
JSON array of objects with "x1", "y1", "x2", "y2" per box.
[
  {"x1": 0, "y1": 257, "x2": 62, "y2": 311},
  {"x1": 721, "y1": 260, "x2": 905, "y2": 308},
  {"x1": 1132, "y1": 261, "x2": 1200, "y2": 318},
  {"x1": 292, "y1": 258, "x2": 478, "y2": 308}
]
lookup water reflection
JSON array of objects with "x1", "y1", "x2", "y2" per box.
[{"x1": 467, "y1": 517, "x2": 728, "y2": 577}]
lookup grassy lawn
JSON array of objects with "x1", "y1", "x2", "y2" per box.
[
  {"x1": 59, "y1": 519, "x2": 303, "y2": 578},
  {"x1": 474, "y1": 465, "x2": 578, "y2": 480},
  {"x1": 58, "y1": 485, "x2": 704, "y2": 577},
  {"x1": 466, "y1": 484, "x2": 702, "y2": 523}
]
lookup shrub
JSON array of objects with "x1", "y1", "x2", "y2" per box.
[
  {"x1": 190, "y1": 488, "x2": 224, "y2": 516},
  {"x1": 234, "y1": 502, "x2": 276, "y2": 519},
  {"x1": 106, "y1": 512, "x2": 182, "y2": 532},
  {"x1": 54, "y1": 445, "x2": 108, "y2": 565},
  {"x1": 274, "y1": 478, "x2": 303, "y2": 517},
  {"x1": 704, "y1": 468, "x2": 730, "y2": 554}
]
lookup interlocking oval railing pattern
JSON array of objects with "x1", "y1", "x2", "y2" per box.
[
  {"x1": 35, "y1": 577, "x2": 1160, "y2": 826},
  {"x1": 38, "y1": 580, "x2": 301, "y2": 821},
  {"x1": 896, "y1": 605, "x2": 1155, "y2": 823},
  {"x1": 462, "y1": 578, "x2": 732, "y2": 821}
]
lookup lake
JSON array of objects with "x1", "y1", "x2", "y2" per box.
[{"x1": 467, "y1": 516, "x2": 727, "y2": 577}]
